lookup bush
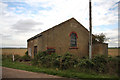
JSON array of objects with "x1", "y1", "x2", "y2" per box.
[
  {"x1": 19, "y1": 51, "x2": 31, "y2": 62},
  {"x1": 77, "y1": 59, "x2": 94, "y2": 69},
  {"x1": 32, "y1": 51, "x2": 119, "y2": 75},
  {"x1": 107, "y1": 56, "x2": 120, "y2": 75},
  {"x1": 34, "y1": 51, "x2": 49, "y2": 66},
  {"x1": 49, "y1": 53, "x2": 61, "y2": 68},
  {"x1": 20, "y1": 55, "x2": 31, "y2": 61},
  {"x1": 77, "y1": 55, "x2": 115, "y2": 73},
  {"x1": 25, "y1": 51, "x2": 28, "y2": 56},
  {"x1": 60, "y1": 53, "x2": 78, "y2": 70},
  {"x1": 32, "y1": 51, "x2": 56, "y2": 67},
  {"x1": 92, "y1": 55, "x2": 108, "y2": 73},
  {"x1": 32, "y1": 52, "x2": 77, "y2": 69}
]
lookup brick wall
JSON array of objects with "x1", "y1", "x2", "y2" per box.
[{"x1": 92, "y1": 43, "x2": 108, "y2": 56}]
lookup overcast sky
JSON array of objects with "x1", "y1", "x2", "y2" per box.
[{"x1": 0, "y1": 0, "x2": 119, "y2": 48}]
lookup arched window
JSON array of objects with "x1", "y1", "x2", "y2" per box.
[{"x1": 70, "y1": 32, "x2": 78, "y2": 47}]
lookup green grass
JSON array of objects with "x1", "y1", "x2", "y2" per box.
[{"x1": 2, "y1": 59, "x2": 119, "y2": 79}]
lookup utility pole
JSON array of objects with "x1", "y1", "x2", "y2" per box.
[{"x1": 89, "y1": 0, "x2": 92, "y2": 59}]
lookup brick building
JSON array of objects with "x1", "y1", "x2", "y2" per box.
[{"x1": 27, "y1": 18, "x2": 108, "y2": 58}]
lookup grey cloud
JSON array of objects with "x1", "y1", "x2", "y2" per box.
[
  {"x1": 108, "y1": 37, "x2": 118, "y2": 47},
  {"x1": 109, "y1": 43, "x2": 118, "y2": 47},
  {"x1": 12, "y1": 19, "x2": 43, "y2": 32},
  {"x1": 0, "y1": 34, "x2": 12, "y2": 39}
]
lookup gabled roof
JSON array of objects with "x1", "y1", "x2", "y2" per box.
[{"x1": 27, "y1": 17, "x2": 89, "y2": 42}]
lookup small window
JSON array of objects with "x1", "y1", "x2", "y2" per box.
[
  {"x1": 47, "y1": 47, "x2": 55, "y2": 54},
  {"x1": 70, "y1": 32, "x2": 78, "y2": 47}
]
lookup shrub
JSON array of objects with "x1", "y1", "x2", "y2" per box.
[
  {"x1": 32, "y1": 51, "x2": 56, "y2": 68},
  {"x1": 32, "y1": 52, "x2": 77, "y2": 69},
  {"x1": 49, "y1": 53, "x2": 61, "y2": 68},
  {"x1": 107, "y1": 56, "x2": 120, "y2": 75},
  {"x1": 25, "y1": 51, "x2": 28, "y2": 56},
  {"x1": 17, "y1": 51, "x2": 31, "y2": 62},
  {"x1": 32, "y1": 51, "x2": 119, "y2": 75},
  {"x1": 20, "y1": 55, "x2": 31, "y2": 61},
  {"x1": 77, "y1": 59, "x2": 94, "y2": 69},
  {"x1": 60, "y1": 53, "x2": 78, "y2": 70},
  {"x1": 32, "y1": 51, "x2": 52, "y2": 67},
  {"x1": 77, "y1": 55, "x2": 113, "y2": 73},
  {"x1": 92, "y1": 55, "x2": 108, "y2": 73}
]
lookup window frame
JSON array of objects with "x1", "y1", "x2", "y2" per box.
[
  {"x1": 69, "y1": 32, "x2": 78, "y2": 49},
  {"x1": 47, "y1": 47, "x2": 56, "y2": 54}
]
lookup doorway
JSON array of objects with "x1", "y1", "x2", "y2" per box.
[{"x1": 34, "y1": 46, "x2": 37, "y2": 56}]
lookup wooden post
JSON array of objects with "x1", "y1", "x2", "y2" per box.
[{"x1": 13, "y1": 54, "x2": 14, "y2": 62}]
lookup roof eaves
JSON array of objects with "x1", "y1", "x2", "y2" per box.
[{"x1": 27, "y1": 34, "x2": 42, "y2": 42}]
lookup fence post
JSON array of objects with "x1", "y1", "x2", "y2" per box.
[{"x1": 13, "y1": 54, "x2": 14, "y2": 62}]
